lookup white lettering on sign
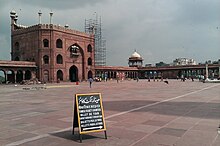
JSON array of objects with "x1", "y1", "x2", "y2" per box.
[{"x1": 78, "y1": 96, "x2": 100, "y2": 105}]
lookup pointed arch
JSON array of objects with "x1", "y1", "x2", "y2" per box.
[
  {"x1": 88, "y1": 57, "x2": 92, "y2": 66},
  {"x1": 57, "y1": 70, "x2": 63, "y2": 81},
  {"x1": 43, "y1": 39, "x2": 49, "y2": 47},
  {"x1": 56, "y1": 54, "x2": 63, "y2": 64},
  {"x1": 43, "y1": 55, "x2": 49, "y2": 64},
  {"x1": 56, "y1": 39, "x2": 63, "y2": 48},
  {"x1": 69, "y1": 65, "x2": 78, "y2": 82},
  {"x1": 7, "y1": 70, "x2": 15, "y2": 83},
  {"x1": 16, "y1": 70, "x2": 23, "y2": 83},
  {"x1": 43, "y1": 70, "x2": 49, "y2": 82},
  {"x1": 0, "y1": 70, "x2": 6, "y2": 83},
  {"x1": 68, "y1": 43, "x2": 85, "y2": 80},
  {"x1": 87, "y1": 44, "x2": 92, "y2": 52}
]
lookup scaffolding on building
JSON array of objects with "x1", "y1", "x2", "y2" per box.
[{"x1": 85, "y1": 14, "x2": 106, "y2": 66}]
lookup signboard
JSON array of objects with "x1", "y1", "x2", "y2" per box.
[{"x1": 73, "y1": 93, "x2": 107, "y2": 142}]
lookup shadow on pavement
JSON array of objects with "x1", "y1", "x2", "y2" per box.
[
  {"x1": 103, "y1": 100, "x2": 220, "y2": 119},
  {"x1": 51, "y1": 130, "x2": 105, "y2": 143}
]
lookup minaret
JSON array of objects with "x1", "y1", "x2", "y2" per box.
[
  {"x1": 38, "y1": 10, "x2": 42, "y2": 24},
  {"x1": 49, "y1": 11, "x2": 53, "y2": 24},
  {"x1": 10, "y1": 10, "x2": 17, "y2": 61},
  {"x1": 10, "y1": 10, "x2": 17, "y2": 31}
]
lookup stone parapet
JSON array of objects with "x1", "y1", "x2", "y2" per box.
[
  {"x1": 12, "y1": 24, "x2": 92, "y2": 38},
  {"x1": 0, "y1": 60, "x2": 36, "y2": 68}
]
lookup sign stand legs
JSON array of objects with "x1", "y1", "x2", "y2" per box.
[
  {"x1": 104, "y1": 131, "x2": 107, "y2": 139},
  {"x1": 79, "y1": 134, "x2": 82, "y2": 143},
  {"x1": 72, "y1": 128, "x2": 74, "y2": 135}
]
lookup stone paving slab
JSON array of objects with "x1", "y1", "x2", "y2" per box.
[
  {"x1": 133, "y1": 133, "x2": 180, "y2": 146},
  {"x1": 127, "y1": 124, "x2": 159, "y2": 133},
  {"x1": 142, "y1": 120, "x2": 168, "y2": 127},
  {"x1": 174, "y1": 130, "x2": 218, "y2": 146},
  {"x1": 6, "y1": 133, "x2": 38, "y2": 143},
  {"x1": 0, "y1": 80, "x2": 219, "y2": 146},
  {"x1": 154, "y1": 127, "x2": 187, "y2": 137}
]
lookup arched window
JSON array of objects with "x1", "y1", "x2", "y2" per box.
[
  {"x1": 15, "y1": 42, "x2": 19, "y2": 51},
  {"x1": 88, "y1": 57, "x2": 92, "y2": 66},
  {"x1": 43, "y1": 55, "x2": 49, "y2": 64},
  {"x1": 43, "y1": 39, "x2": 49, "y2": 47},
  {"x1": 56, "y1": 54, "x2": 63, "y2": 64},
  {"x1": 0, "y1": 70, "x2": 6, "y2": 83},
  {"x1": 56, "y1": 39, "x2": 62, "y2": 48},
  {"x1": 87, "y1": 44, "x2": 92, "y2": 52}
]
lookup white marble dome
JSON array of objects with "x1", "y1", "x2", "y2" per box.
[{"x1": 131, "y1": 51, "x2": 141, "y2": 58}]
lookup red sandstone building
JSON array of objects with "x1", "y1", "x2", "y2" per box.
[
  {"x1": 10, "y1": 10, "x2": 94, "y2": 83},
  {"x1": 0, "y1": 11, "x2": 220, "y2": 84}
]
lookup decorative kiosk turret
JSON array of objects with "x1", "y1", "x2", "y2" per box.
[{"x1": 128, "y1": 50, "x2": 143, "y2": 67}]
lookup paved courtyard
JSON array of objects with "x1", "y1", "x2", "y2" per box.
[{"x1": 0, "y1": 79, "x2": 220, "y2": 146}]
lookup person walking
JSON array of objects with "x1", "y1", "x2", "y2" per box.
[{"x1": 88, "y1": 77, "x2": 93, "y2": 88}]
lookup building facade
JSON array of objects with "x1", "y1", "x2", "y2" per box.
[{"x1": 10, "y1": 11, "x2": 95, "y2": 83}]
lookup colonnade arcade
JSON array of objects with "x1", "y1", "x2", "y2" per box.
[
  {"x1": 95, "y1": 70, "x2": 138, "y2": 80},
  {"x1": 0, "y1": 61, "x2": 37, "y2": 84},
  {"x1": 140, "y1": 65, "x2": 220, "y2": 79},
  {"x1": 0, "y1": 68, "x2": 35, "y2": 84}
]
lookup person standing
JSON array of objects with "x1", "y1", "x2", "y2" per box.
[{"x1": 88, "y1": 77, "x2": 93, "y2": 88}]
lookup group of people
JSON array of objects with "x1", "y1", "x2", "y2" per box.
[{"x1": 177, "y1": 75, "x2": 194, "y2": 82}]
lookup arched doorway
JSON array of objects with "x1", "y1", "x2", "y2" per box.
[
  {"x1": 7, "y1": 70, "x2": 15, "y2": 83},
  {"x1": 25, "y1": 70, "x2": 32, "y2": 80},
  {"x1": 57, "y1": 70, "x2": 63, "y2": 81},
  {"x1": 16, "y1": 70, "x2": 23, "y2": 83},
  {"x1": 69, "y1": 65, "x2": 78, "y2": 82},
  {"x1": 68, "y1": 44, "x2": 85, "y2": 80},
  {"x1": 0, "y1": 70, "x2": 6, "y2": 83},
  {"x1": 88, "y1": 70, "x2": 93, "y2": 79},
  {"x1": 43, "y1": 70, "x2": 49, "y2": 83},
  {"x1": 56, "y1": 54, "x2": 63, "y2": 64}
]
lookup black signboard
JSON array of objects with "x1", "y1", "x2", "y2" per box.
[{"x1": 73, "y1": 93, "x2": 107, "y2": 142}]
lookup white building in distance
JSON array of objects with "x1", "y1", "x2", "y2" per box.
[{"x1": 172, "y1": 58, "x2": 197, "y2": 66}]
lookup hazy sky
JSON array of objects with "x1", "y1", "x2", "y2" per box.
[{"x1": 0, "y1": 0, "x2": 219, "y2": 66}]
